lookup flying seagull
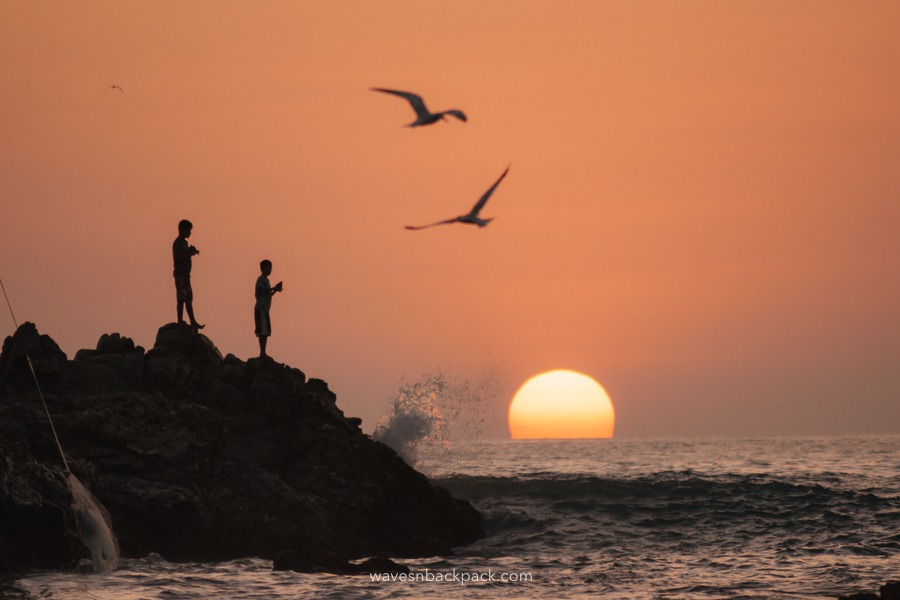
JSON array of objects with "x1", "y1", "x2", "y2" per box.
[
  {"x1": 371, "y1": 88, "x2": 466, "y2": 127},
  {"x1": 108, "y1": 85, "x2": 124, "y2": 93},
  {"x1": 406, "y1": 167, "x2": 509, "y2": 230}
]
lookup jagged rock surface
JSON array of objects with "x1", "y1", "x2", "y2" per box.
[
  {"x1": 837, "y1": 582, "x2": 900, "y2": 600},
  {"x1": 0, "y1": 323, "x2": 482, "y2": 571}
]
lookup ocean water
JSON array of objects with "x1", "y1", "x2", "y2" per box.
[{"x1": 8, "y1": 436, "x2": 899, "y2": 599}]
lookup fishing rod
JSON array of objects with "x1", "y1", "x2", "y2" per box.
[{"x1": 0, "y1": 276, "x2": 71, "y2": 473}]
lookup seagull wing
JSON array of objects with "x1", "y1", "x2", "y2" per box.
[
  {"x1": 443, "y1": 109, "x2": 467, "y2": 122},
  {"x1": 371, "y1": 88, "x2": 430, "y2": 118},
  {"x1": 468, "y1": 167, "x2": 510, "y2": 216},
  {"x1": 405, "y1": 217, "x2": 461, "y2": 231}
]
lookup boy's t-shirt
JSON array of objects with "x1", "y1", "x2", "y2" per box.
[
  {"x1": 173, "y1": 237, "x2": 192, "y2": 276},
  {"x1": 255, "y1": 275, "x2": 271, "y2": 311}
]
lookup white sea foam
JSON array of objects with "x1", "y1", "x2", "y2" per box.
[{"x1": 68, "y1": 473, "x2": 119, "y2": 572}]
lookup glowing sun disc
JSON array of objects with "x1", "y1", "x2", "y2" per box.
[{"x1": 508, "y1": 370, "x2": 615, "y2": 439}]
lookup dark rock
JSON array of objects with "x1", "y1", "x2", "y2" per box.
[
  {"x1": 0, "y1": 453, "x2": 75, "y2": 571},
  {"x1": 273, "y1": 548, "x2": 351, "y2": 573},
  {"x1": 273, "y1": 549, "x2": 410, "y2": 575},
  {"x1": 837, "y1": 582, "x2": 900, "y2": 600},
  {"x1": 74, "y1": 349, "x2": 99, "y2": 361},
  {"x1": 882, "y1": 582, "x2": 900, "y2": 600},
  {"x1": 144, "y1": 353, "x2": 184, "y2": 391},
  {"x1": 0, "y1": 322, "x2": 67, "y2": 392},
  {"x1": 96, "y1": 333, "x2": 137, "y2": 355},
  {"x1": 357, "y1": 556, "x2": 410, "y2": 575},
  {"x1": 153, "y1": 323, "x2": 222, "y2": 376},
  {"x1": 0, "y1": 323, "x2": 483, "y2": 572}
]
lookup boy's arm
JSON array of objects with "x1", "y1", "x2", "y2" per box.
[{"x1": 173, "y1": 239, "x2": 199, "y2": 259}]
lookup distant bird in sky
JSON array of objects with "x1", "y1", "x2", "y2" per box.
[
  {"x1": 406, "y1": 167, "x2": 509, "y2": 230},
  {"x1": 108, "y1": 85, "x2": 124, "y2": 93},
  {"x1": 371, "y1": 88, "x2": 467, "y2": 127}
]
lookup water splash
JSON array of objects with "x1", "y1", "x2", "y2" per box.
[
  {"x1": 68, "y1": 474, "x2": 119, "y2": 572},
  {"x1": 373, "y1": 368, "x2": 502, "y2": 466},
  {"x1": 373, "y1": 372, "x2": 449, "y2": 465}
]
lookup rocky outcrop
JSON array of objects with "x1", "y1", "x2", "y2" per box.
[
  {"x1": 0, "y1": 323, "x2": 482, "y2": 572},
  {"x1": 838, "y1": 582, "x2": 900, "y2": 600}
]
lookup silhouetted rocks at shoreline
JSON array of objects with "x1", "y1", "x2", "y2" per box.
[
  {"x1": 272, "y1": 549, "x2": 410, "y2": 575},
  {"x1": 838, "y1": 581, "x2": 900, "y2": 600},
  {"x1": 0, "y1": 323, "x2": 483, "y2": 572}
]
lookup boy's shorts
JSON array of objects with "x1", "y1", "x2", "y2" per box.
[
  {"x1": 255, "y1": 308, "x2": 271, "y2": 337},
  {"x1": 174, "y1": 274, "x2": 193, "y2": 302}
]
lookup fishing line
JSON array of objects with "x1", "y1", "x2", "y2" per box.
[
  {"x1": 0, "y1": 276, "x2": 71, "y2": 473},
  {"x1": 1, "y1": 276, "x2": 120, "y2": 571}
]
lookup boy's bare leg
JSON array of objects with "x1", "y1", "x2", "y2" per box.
[
  {"x1": 258, "y1": 336, "x2": 268, "y2": 359},
  {"x1": 185, "y1": 302, "x2": 205, "y2": 330},
  {"x1": 177, "y1": 301, "x2": 185, "y2": 324}
]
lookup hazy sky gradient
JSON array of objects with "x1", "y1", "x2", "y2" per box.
[{"x1": 2, "y1": 1, "x2": 898, "y2": 437}]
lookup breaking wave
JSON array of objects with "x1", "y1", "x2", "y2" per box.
[
  {"x1": 373, "y1": 370, "x2": 500, "y2": 465},
  {"x1": 373, "y1": 373, "x2": 450, "y2": 464}
]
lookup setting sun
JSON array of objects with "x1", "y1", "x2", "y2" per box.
[{"x1": 508, "y1": 370, "x2": 615, "y2": 439}]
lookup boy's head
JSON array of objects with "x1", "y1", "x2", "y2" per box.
[
  {"x1": 260, "y1": 259, "x2": 272, "y2": 275},
  {"x1": 178, "y1": 219, "x2": 193, "y2": 237}
]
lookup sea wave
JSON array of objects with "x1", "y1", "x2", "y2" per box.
[{"x1": 437, "y1": 472, "x2": 900, "y2": 558}]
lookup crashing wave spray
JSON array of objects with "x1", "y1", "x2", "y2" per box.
[
  {"x1": 1, "y1": 277, "x2": 119, "y2": 572},
  {"x1": 373, "y1": 368, "x2": 500, "y2": 466},
  {"x1": 373, "y1": 372, "x2": 449, "y2": 465}
]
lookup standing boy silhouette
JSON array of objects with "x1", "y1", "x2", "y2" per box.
[
  {"x1": 173, "y1": 219, "x2": 204, "y2": 330},
  {"x1": 255, "y1": 259, "x2": 283, "y2": 359}
]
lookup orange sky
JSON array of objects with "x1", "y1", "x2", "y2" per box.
[{"x1": 2, "y1": 1, "x2": 898, "y2": 437}]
